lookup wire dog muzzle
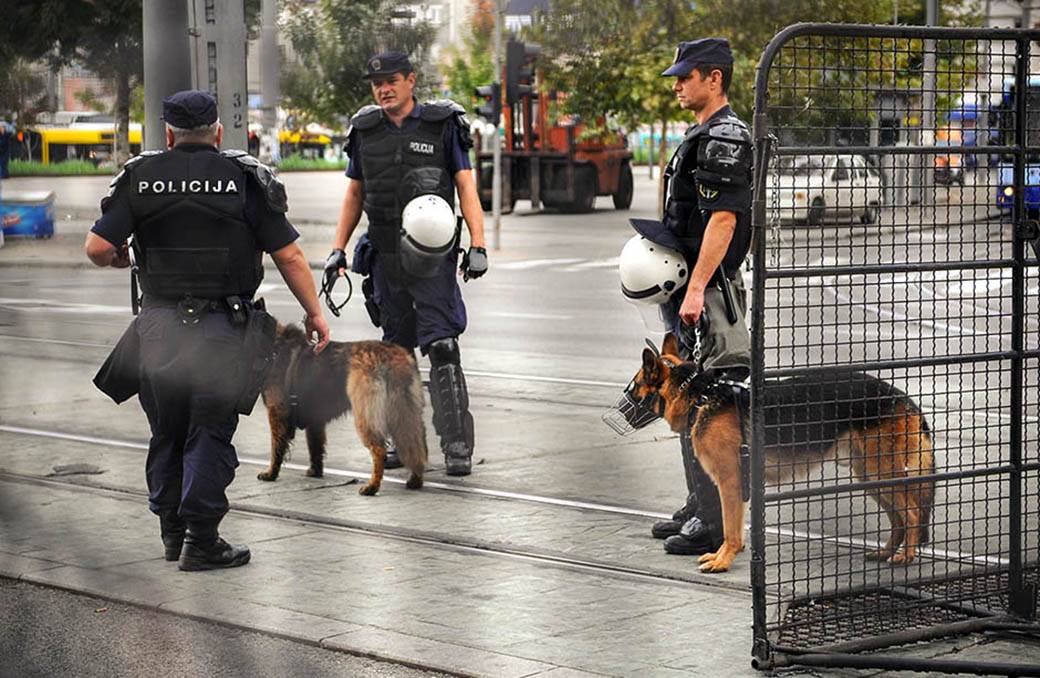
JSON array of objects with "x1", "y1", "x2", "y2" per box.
[{"x1": 602, "y1": 379, "x2": 664, "y2": 436}]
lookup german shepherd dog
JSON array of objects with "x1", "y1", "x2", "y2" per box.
[
  {"x1": 257, "y1": 324, "x2": 427, "y2": 495},
  {"x1": 622, "y1": 333, "x2": 935, "y2": 573}
]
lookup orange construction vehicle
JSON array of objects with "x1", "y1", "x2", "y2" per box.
[{"x1": 473, "y1": 39, "x2": 634, "y2": 213}]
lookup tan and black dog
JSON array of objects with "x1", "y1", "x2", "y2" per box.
[
  {"x1": 625, "y1": 333, "x2": 935, "y2": 573},
  {"x1": 257, "y1": 324, "x2": 427, "y2": 495}
]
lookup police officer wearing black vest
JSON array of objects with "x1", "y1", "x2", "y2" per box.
[
  {"x1": 325, "y1": 52, "x2": 487, "y2": 477},
  {"x1": 85, "y1": 90, "x2": 331, "y2": 571},
  {"x1": 635, "y1": 39, "x2": 753, "y2": 557}
]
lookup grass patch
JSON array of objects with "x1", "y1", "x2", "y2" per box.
[
  {"x1": 275, "y1": 154, "x2": 347, "y2": 172},
  {"x1": 9, "y1": 159, "x2": 112, "y2": 176}
]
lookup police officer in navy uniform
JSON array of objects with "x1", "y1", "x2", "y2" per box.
[
  {"x1": 85, "y1": 90, "x2": 331, "y2": 571},
  {"x1": 638, "y1": 39, "x2": 753, "y2": 557},
  {"x1": 325, "y1": 52, "x2": 487, "y2": 477}
]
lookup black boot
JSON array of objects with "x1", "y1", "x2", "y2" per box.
[
  {"x1": 426, "y1": 338, "x2": 475, "y2": 477},
  {"x1": 651, "y1": 493, "x2": 699, "y2": 539},
  {"x1": 178, "y1": 520, "x2": 251, "y2": 572},
  {"x1": 158, "y1": 510, "x2": 186, "y2": 562},
  {"x1": 384, "y1": 438, "x2": 403, "y2": 469},
  {"x1": 663, "y1": 454, "x2": 724, "y2": 556}
]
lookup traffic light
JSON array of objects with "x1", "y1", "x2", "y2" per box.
[
  {"x1": 474, "y1": 83, "x2": 501, "y2": 123},
  {"x1": 505, "y1": 39, "x2": 540, "y2": 104}
]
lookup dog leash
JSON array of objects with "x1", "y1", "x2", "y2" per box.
[
  {"x1": 285, "y1": 345, "x2": 305, "y2": 431},
  {"x1": 320, "y1": 269, "x2": 353, "y2": 317}
]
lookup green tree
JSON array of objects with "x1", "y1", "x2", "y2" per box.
[
  {"x1": 279, "y1": 0, "x2": 436, "y2": 127},
  {"x1": 442, "y1": 0, "x2": 496, "y2": 113},
  {"x1": 0, "y1": 0, "x2": 142, "y2": 165},
  {"x1": 0, "y1": 59, "x2": 48, "y2": 125}
]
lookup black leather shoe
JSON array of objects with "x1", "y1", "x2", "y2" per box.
[
  {"x1": 158, "y1": 510, "x2": 185, "y2": 562},
  {"x1": 443, "y1": 441, "x2": 472, "y2": 477},
  {"x1": 651, "y1": 495, "x2": 699, "y2": 539},
  {"x1": 179, "y1": 523, "x2": 250, "y2": 572},
  {"x1": 662, "y1": 516, "x2": 723, "y2": 556}
]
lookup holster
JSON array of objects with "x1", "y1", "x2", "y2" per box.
[
  {"x1": 361, "y1": 276, "x2": 381, "y2": 327},
  {"x1": 235, "y1": 298, "x2": 277, "y2": 415},
  {"x1": 93, "y1": 319, "x2": 141, "y2": 404}
]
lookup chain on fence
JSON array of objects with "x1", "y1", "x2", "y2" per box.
[{"x1": 749, "y1": 24, "x2": 1040, "y2": 674}]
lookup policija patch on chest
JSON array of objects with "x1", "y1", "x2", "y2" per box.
[
  {"x1": 408, "y1": 141, "x2": 437, "y2": 156},
  {"x1": 137, "y1": 179, "x2": 240, "y2": 195},
  {"x1": 698, "y1": 184, "x2": 719, "y2": 201}
]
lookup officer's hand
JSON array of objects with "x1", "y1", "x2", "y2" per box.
[
  {"x1": 306, "y1": 313, "x2": 331, "y2": 354},
  {"x1": 111, "y1": 243, "x2": 132, "y2": 269},
  {"x1": 679, "y1": 285, "x2": 704, "y2": 326},
  {"x1": 460, "y1": 246, "x2": 488, "y2": 282},
  {"x1": 324, "y1": 248, "x2": 348, "y2": 278}
]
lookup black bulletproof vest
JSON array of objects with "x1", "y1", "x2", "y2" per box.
[
  {"x1": 128, "y1": 147, "x2": 262, "y2": 300},
  {"x1": 358, "y1": 117, "x2": 455, "y2": 254},
  {"x1": 662, "y1": 121, "x2": 752, "y2": 275},
  {"x1": 662, "y1": 126, "x2": 705, "y2": 256}
]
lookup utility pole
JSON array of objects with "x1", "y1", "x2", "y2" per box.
[
  {"x1": 188, "y1": 0, "x2": 249, "y2": 150},
  {"x1": 259, "y1": 0, "x2": 281, "y2": 163},
  {"x1": 491, "y1": 0, "x2": 503, "y2": 251},
  {"x1": 921, "y1": 0, "x2": 939, "y2": 205},
  {"x1": 142, "y1": 0, "x2": 192, "y2": 151}
]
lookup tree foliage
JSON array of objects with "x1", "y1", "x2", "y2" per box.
[
  {"x1": 0, "y1": 0, "x2": 143, "y2": 164},
  {"x1": 279, "y1": 0, "x2": 437, "y2": 127},
  {"x1": 442, "y1": 0, "x2": 496, "y2": 113}
]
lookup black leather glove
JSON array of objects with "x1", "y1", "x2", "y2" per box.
[
  {"x1": 324, "y1": 248, "x2": 348, "y2": 277},
  {"x1": 460, "y1": 246, "x2": 488, "y2": 282}
]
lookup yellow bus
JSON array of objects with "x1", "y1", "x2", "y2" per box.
[{"x1": 17, "y1": 124, "x2": 143, "y2": 165}]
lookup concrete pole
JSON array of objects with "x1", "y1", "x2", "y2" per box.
[
  {"x1": 259, "y1": 0, "x2": 281, "y2": 162},
  {"x1": 491, "y1": 0, "x2": 503, "y2": 250},
  {"x1": 189, "y1": 0, "x2": 249, "y2": 151},
  {"x1": 142, "y1": 0, "x2": 192, "y2": 151},
  {"x1": 920, "y1": 0, "x2": 939, "y2": 205}
]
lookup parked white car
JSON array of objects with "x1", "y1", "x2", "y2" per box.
[{"x1": 768, "y1": 154, "x2": 884, "y2": 225}]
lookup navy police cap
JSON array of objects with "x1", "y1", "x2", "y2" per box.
[
  {"x1": 161, "y1": 90, "x2": 218, "y2": 128},
  {"x1": 662, "y1": 38, "x2": 733, "y2": 77},
  {"x1": 363, "y1": 51, "x2": 414, "y2": 79},
  {"x1": 628, "y1": 218, "x2": 688, "y2": 256}
]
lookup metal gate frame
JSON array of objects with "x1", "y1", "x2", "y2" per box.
[{"x1": 749, "y1": 23, "x2": 1040, "y2": 675}]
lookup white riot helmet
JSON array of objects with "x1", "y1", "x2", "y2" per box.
[
  {"x1": 618, "y1": 235, "x2": 688, "y2": 305},
  {"x1": 399, "y1": 194, "x2": 458, "y2": 278},
  {"x1": 619, "y1": 235, "x2": 689, "y2": 332}
]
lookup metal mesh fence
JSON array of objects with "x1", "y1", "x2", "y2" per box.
[{"x1": 750, "y1": 24, "x2": 1040, "y2": 673}]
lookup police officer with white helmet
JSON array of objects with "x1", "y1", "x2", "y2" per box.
[
  {"x1": 324, "y1": 52, "x2": 487, "y2": 476},
  {"x1": 618, "y1": 38, "x2": 753, "y2": 558}
]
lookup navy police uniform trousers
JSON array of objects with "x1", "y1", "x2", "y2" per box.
[
  {"x1": 369, "y1": 249, "x2": 467, "y2": 350},
  {"x1": 137, "y1": 307, "x2": 243, "y2": 521}
]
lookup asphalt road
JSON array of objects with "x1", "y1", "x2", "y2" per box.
[{"x1": 0, "y1": 578, "x2": 449, "y2": 678}]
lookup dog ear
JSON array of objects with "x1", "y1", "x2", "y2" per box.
[
  {"x1": 662, "y1": 332, "x2": 679, "y2": 357},
  {"x1": 641, "y1": 347, "x2": 661, "y2": 383},
  {"x1": 644, "y1": 338, "x2": 660, "y2": 358}
]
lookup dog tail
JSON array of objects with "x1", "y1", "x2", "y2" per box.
[{"x1": 385, "y1": 357, "x2": 428, "y2": 479}]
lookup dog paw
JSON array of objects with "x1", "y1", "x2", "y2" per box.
[
  {"x1": 698, "y1": 549, "x2": 735, "y2": 573},
  {"x1": 888, "y1": 549, "x2": 915, "y2": 566},
  {"x1": 257, "y1": 470, "x2": 278, "y2": 482},
  {"x1": 865, "y1": 548, "x2": 894, "y2": 561},
  {"x1": 405, "y1": 474, "x2": 423, "y2": 490},
  {"x1": 305, "y1": 466, "x2": 323, "y2": 478},
  {"x1": 358, "y1": 483, "x2": 380, "y2": 496}
]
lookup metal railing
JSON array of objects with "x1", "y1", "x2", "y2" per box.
[{"x1": 749, "y1": 23, "x2": 1040, "y2": 675}]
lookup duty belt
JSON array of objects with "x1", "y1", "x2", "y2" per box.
[{"x1": 141, "y1": 295, "x2": 253, "y2": 326}]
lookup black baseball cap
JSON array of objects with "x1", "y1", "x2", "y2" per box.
[
  {"x1": 363, "y1": 51, "x2": 414, "y2": 80},
  {"x1": 161, "y1": 90, "x2": 218, "y2": 128},
  {"x1": 662, "y1": 38, "x2": 733, "y2": 77}
]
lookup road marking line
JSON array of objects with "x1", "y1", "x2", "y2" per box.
[
  {"x1": 0, "y1": 424, "x2": 1006, "y2": 566},
  {"x1": 497, "y1": 257, "x2": 585, "y2": 270}
]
